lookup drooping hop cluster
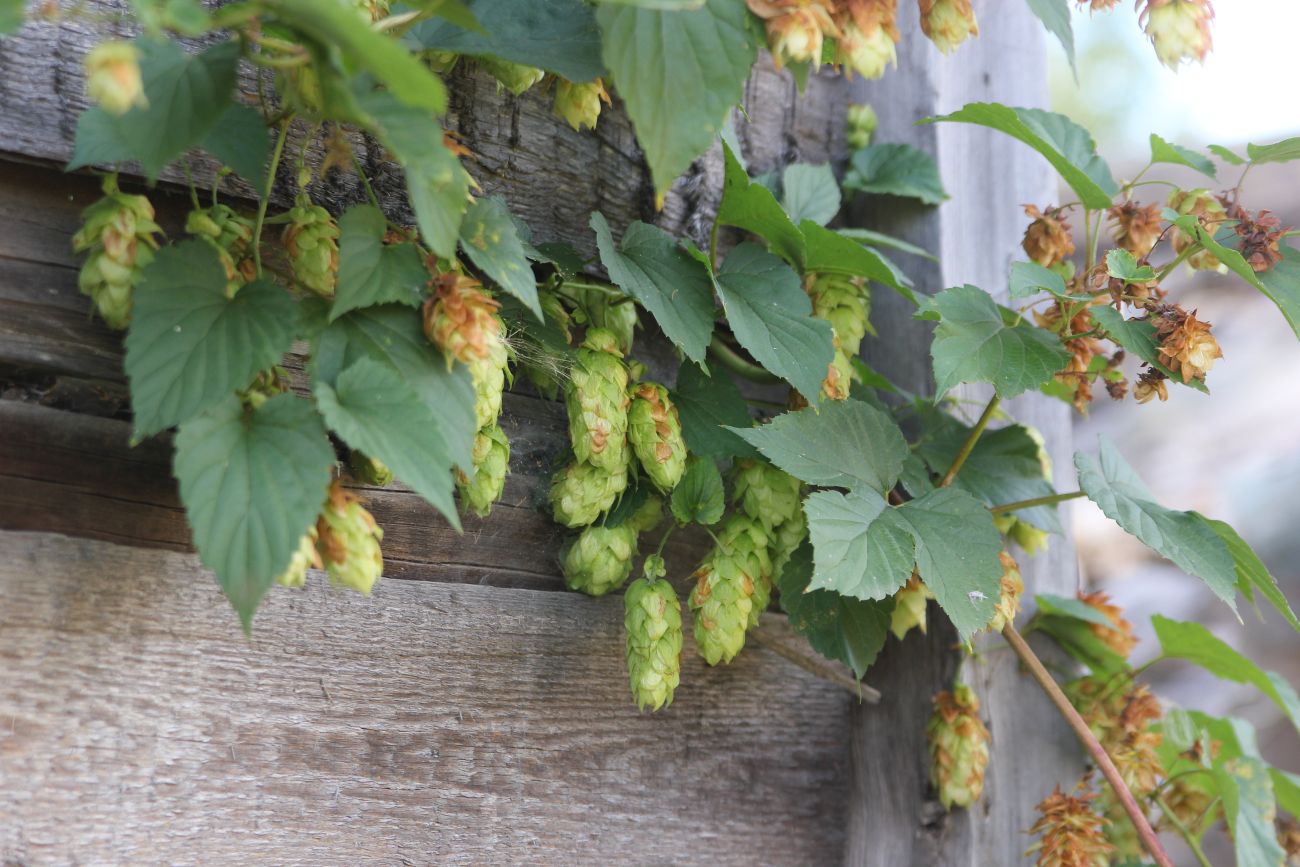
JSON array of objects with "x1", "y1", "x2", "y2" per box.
[
  {"x1": 567, "y1": 329, "x2": 632, "y2": 472},
  {"x1": 809, "y1": 271, "x2": 873, "y2": 400},
  {"x1": 281, "y1": 201, "x2": 340, "y2": 297},
  {"x1": 986, "y1": 551, "x2": 1024, "y2": 633},
  {"x1": 834, "y1": 0, "x2": 903, "y2": 80},
  {"x1": 1027, "y1": 784, "x2": 1116, "y2": 867},
  {"x1": 84, "y1": 40, "x2": 146, "y2": 115},
  {"x1": 731, "y1": 457, "x2": 806, "y2": 578},
  {"x1": 456, "y1": 423, "x2": 511, "y2": 518},
  {"x1": 1108, "y1": 199, "x2": 1164, "y2": 258},
  {"x1": 1022, "y1": 204, "x2": 1076, "y2": 268},
  {"x1": 918, "y1": 0, "x2": 979, "y2": 55},
  {"x1": 628, "y1": 382, "x2": 687, "y2": 493},
  {"x1": 71, "y1": 173, "x2": 162, "y2": 330},
  {"x1": 689, "y1": 520, "x2": 761, "y2": 667},
  {"x1": 926, "y1": 683, "x2": 991, "y2": 810},
  {"x1": 316, "y1": 481, "x2": 385, "y2": 594},
  {"x1": 625, "y1": 577, "x2": 683, "y2": 712},
  {"x1": 562, "y1": 495, "x2": 662, "y2": 596},
  {"x1": 890, "y1": 576, "x2": 933, "y2": 640},
  {"x1": 275, "y1": 528, "x2": 323, "y2": 589},
  {"x1": 1140, "y1": 0, "x2": 1214, "y2": 69},
  {"x1": 553, "y1": 78, "x2": 611, "y2": 132},
  {"x1": 186, "y1": 203, "x2": 257, "y2": 294}
]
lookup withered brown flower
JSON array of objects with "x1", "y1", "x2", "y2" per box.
[
  {"x1": 1108, "y1": 200, "x2": 1164, "y2": 256},
  {"x1": 1022, "y1": 204, "x2": 1076, "y2": 267},
  {"x1": 1078, "y1": 590, "x2": 1138, "y2": 658},
  {"x1": 1027, "y1": 783, "x2": 1116, "y2": 867},
  {"x1": 1235, "y1": 208, "x2": 1289, "y2": 273},
  {"x1": 1153, "y1": 306, "x2": 1222, "y2": 383},
  {"x1": 748, "y1": 0, "x2": 839, "y2": 69},
  {"x1": 1134, "y1": 369, "x2": 1169, "y2": 404}
]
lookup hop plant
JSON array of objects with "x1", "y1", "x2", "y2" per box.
[
  {"x1": 823, "y1": 336, "x2": 854, "y2": 400},
  {"x1": 731, "y1": 459, "x2": 802, "y2": 534},
  {"x1": 809, "y1": 272, "x2": 872, "y2": 357},
  {"x1": 1140, "y1": 0, "x2": 1213, "y2": 69},
  {"x1": 627, "y1": 493, "x2": 665, "y2": 535},
  {"x1": 918, "y1": 0, "x2": 979, "y2": 55},
  {"x1": 469, "y1": 338, "x2": 511, "y2": 430},
  {"x1": 479, "y1": 57, "x2": 546, "y2": 95},
  {"x1": 1027, "y1": 784, "x2": 1115, "y2": 867},
  {"x1": 85, "y1": 40, "x2": 146, "y2": 115},
  {"x1": 1166, "y1": 188, "x2": 1228, "y2": 272},
  {"x1": 562, "y1": 523, "x2": 637, "y2": 597},
  {"x1": 71, "y1": 173, "x2": 162, "y2": 330},
  {"x1": 890, "y1": 576, "x2": 933, "y2": 640},
  {"x1": 746, "y1": 0, "x2": 837, "y2": 69},
  {"x1": 1109, "y1": 200, "x2": 1164, "y2": 257},
  {"x1": 1152, "y1": 305, "x2": 1222, "y2": 383},
  {"x1": 994, "y1": 513, "x2": 1050, "y2": 556},
  {"x1": 549, "y1": 458, "x2": 629, "y2": 528},
  {"x1": 275, "y1": 528, "x2": 322, "y2": 589},
  {"x1": 316, "y1": 481, "x2": 385, "y2": 594},
  {"x1": 553, "y1": 78, "x2": 611, "y2": 131},
  {"x1": 625, "y1": 578, "x2": 683, "y2": 712},
  {"x1": 986, "y1": 551, "x2": 1023, "y2": 632},
  {"x1": 423, "y1": 272, "x2": 506, "y2": 366},
  {"x1": 628, "y1": 382, "x2": 687, "y2": 493},
  {"x1": 833, "y1": 0, "x2": 900, "y2": 80},
  {"x1": 565, "y1": 329, "x2": 631, "y2": 473},
  {"x1": 185, "y1": 203, "x2": 257, "y2": 293},
  {"x1": 769, "y1": 505, "x2": 807, "y2": 581},
  {"x1": 689, "y1": 533, "x2": 760, "y2": 666},
  {"x1": 349, "y1": 450, "x2": 394, "y2": 487},
  {"x1": 457, "y1": 423, "x2": 510, "y2": 518},
  {"x1": 281, "y1": 201, "x2": 340, "y2": 297},
  {"x1": 926, "y1": 683, "x2": 991, "y2": 810},
  {"x1": 1022, "y1": 204, "x2": 1075, "y2": 267},
  {"x1": 846, "y1": 103, "x2": 878, "y2": 150},
  {"x1": 715, "y1": 513, "x2": 775, "y2": 629}
]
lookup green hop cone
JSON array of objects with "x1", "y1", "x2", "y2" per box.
[
  {"x1": 642, "y1": 552, "x2": 667, "y2": 580},
  {"x1": 626, "y1": 494, "x2": 664, "y2": 535},
  {"x1": 553, "y1": 78, "x2": 610, "y2": 131},
  {"x1": 275, "y1": 528, "x2": 322, "y2": 589},
  {"x1": 469, "y1": 338, "x2": 510, "y2": 430},
  {"x1": 809, "y1": 272, "x2": 872, "y2": 356},
  {"x1": 549, "y1": 458, "x2": 629, "y2": 528},
  {"x1": 689, "y1": 515, "x2": 771, "y2": 665},
  {"x1": 731, "y1": 459, "x2": 802, "y2": 534},
  {"x1": 890, "y1": 576, "x2": 933, "y2": 640},
  {"x1": 769, "y1": 505, "x2": 807, "y2": 581},
  {"x1": 716, "y1": 513, "x2": 774, "y2": 630},
  {"x1": 457, "y1": 423, "x2": 511, "y2": 518},
  {"x1": 281, "y1": 201, "x2": 340, "y2": 297},
  {"x1": 478, "y1": 57, "x2": 546, "y2": 95},
  {"x1": 565, "y1": 329, "x2": 630, "y2": 473},
  {"x1": 624, "y1": 578, "x2": 683, "y2": 712},
  {"x1": 185, "y1": 203, "x2": 257, "y2": 294},
  {"x1": 926, "y1": 683, "x2": 991, "y2": 810},
  {"x1": 353, "y1": 0, "x2": 390, "y2": 21},
  {"x1": 562, "y1": 523, "x2": 637, "y2": 597},
  {"x1": 85, "y1": 40, "x2": 146, "y2": 116},
  {"x1": 846, "y1": 103, "x2": 877, "y2": 150},
  {"x1": 349, "y1": 450, "x2": 394, "y2": 487},
  {"x1": 72, "y1": 174, "x2": 162, "y2": 330},
  {"x1": 628, "y1": 382, "x2": 687, "y2": 493},
  {"x1": 570, "y1": 285, "x2": 638, "y2": 354},
  {"x1": 316, "y1": 481, "x2": 384, "y2": 594}
]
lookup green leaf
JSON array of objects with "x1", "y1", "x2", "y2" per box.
[
  {"x1": 272, "y1": 0, "x2": 446, "y2": 113},
  {"x1": 1077, "y1": 438, "x2": 1237, "y2": 610},
  {"x1": 1035, "y1": 612, "x2": 1129, "y2": 676},
  {"x1": 843, "y1": 143, "x2": 947, "y2": 205},
  {"x1": 174, "y1": 394, "x2": 335, "y2": 629},
  {"x1": 669, "y1": 360, "x2": 759, "y2": 461},
  {"x1": 1155, "y1": 615, "x2": 1300, "y2": 734},
  {"x1": 1248, "y1": 137, "x2": 1300, "y2": 166},
  {"x1": 1149, "y1": 133, "x2": 1216, "y2": 179},
  {"x1": 597, "y1": 0, "x2": 754, "y2": 193},
  {"x1": 0, "y1": 0, "x2": 25, "y2": 34},
  {"x1": 802, "y1": 222, "x2": 916, "y2": 302},
  {"x1": 728, "y1": 399, "x2": 908, "y2": 494},
  {"x1": 125, "y1": 241, "x2": 297, "y2": 439},
  {"x1": 717, "y1": 141, "x2": 806, "y2": 267},
  {"x1": 590, "y1": 211, "x2": 714, "y2": 363},
  {"x1": 1105, "y1": 248, "x2": 1156, "y2": 283},
  {"x1": 69, "y1": 39, "x2": 240, "y2": 180},
  {"x1": 201, "y1": 104, "x2": 270, "y2": 191},
  {"x1": 918, "y1": 419, "x2": 1062, "y2": 533},
  {"x1": 458, "y1": 196, "x2": 540, "y2": 319},
  {"x1": 312, "y1": 304, "x2": 476, "y2": 468},
  {"x1": 926, "y1": 103, "x2": 1117, "y2": 209},
  {"x1": 805, "y1": 486, "x2": 1002, "y2": 640},
  {"x1": 1255, "y1": 243, "x2": 1300, "y2": 342},
  {"x1": 332, "y1": 205, "x2": 429, "y2": 320},
  {"x1": 1204, "y1": 518, "x2": 1300, "y2": 632},
  {"x1": 411, "y1": 0, "x2": 604, "y2": 82},
  {"x1": 1034, "y1": 593, "x2": 1115, "y2": 628},
  {"x1": 1214, "y1": 755, "x2": 1288, "y2": 867},
  {"x1": 1089, "y1": 305, "x2": 1208, "y2": 391},
  {"x1": 836, "y1": 227, "x2": 937, "y2": 261},
  {"x1": 778, "y1": 540, "x2": 892, "y2": 680},
  {"x1": 670, "y1": 456, "x2": 725, "y2": 525},
  {"x1": 929, "y1": 284, "x2": 1070, "y2": 398},
  {"x1": 315, "y1": 357, "x2": 462, "y2": 527},
  {"x1": 714, "y1": 243, "x2": 835, "y2": 401},
  {"x1": 780, "y1": 163, "x2": 841, "y2": 226},
  {"x1": 1209, "y1": 144, "x2": 1246, "y2": 166},
  {"x1": 1024, "y1": 0, "x2": 1075, "y2": 72},
  {"x1": 1009, "y1": 261, "x2": 1070, "y2": 300}
]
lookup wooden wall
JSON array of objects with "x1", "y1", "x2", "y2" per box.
[{"x1": 0, "y1": 3, "x2": 1080, "y2": 865}]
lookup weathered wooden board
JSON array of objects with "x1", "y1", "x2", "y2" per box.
[{"x1": 0, "y1": 531, "x2": 852, "y2": 866}]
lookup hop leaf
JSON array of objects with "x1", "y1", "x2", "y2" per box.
[{"x1": 625, "y1": 578, "x2": 683, "y2": 712}]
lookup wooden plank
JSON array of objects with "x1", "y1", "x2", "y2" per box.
[
  {"x1": 0, "y1": 531, "x2": 852, "y2": 866},
  {"x1": 841, "y1": 6, "x2": 1084, "y2": 866}
]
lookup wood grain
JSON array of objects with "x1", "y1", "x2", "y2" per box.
[{"x1": 0, "y1": 531, "x2": 852, "y2": 866}]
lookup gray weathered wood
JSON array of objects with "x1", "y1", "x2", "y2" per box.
[
  {"x1": 0, "y1": 531, "x2": 852, "y2": 866},
  {"x1": 843, "y1": 5, "x2": 1084, "y2": 866}
]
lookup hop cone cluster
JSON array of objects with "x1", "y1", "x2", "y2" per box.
[
  {"x1": 731, "y1": 459, "x2": 802, "y2": 534},
  {"x1": 628, "y1": 382, "x2": 687, "y2": 493},
  {"x1": 625, "y1": 578, "x2": 683, "y2": 712},
  {"x1": 562, "y1": 523, "x2": 637, "y2": 596},
  {"x1": 1027, "y1": 784, "x2": 1115, "y2": 867},
  {"x1": 71, "y1": 174, "x2": 162, "y2": 330},
  {"x1": 85, "y1": 41, "x2": 146, "y2": 115},
  {"x1": 281, "y1": 201, "x2": 340, "y2": 297},
  {"x1": 316, "y1": 481, "x2": 384, "y2": 594},
  {"x1": 926, "y1": 683, "x2": 991, "y2": 810},
  {"x1": 549, "y1": 458, "x2": 628, "y2": 528},
  {"x1": 423, "y1": 272, "x2": 505, "y2": 366},
  {"x1": 186, "y1": 203, "x2": 257, "y2": 294},
  {"x1": 689, "y1": 510, "x2": 780, "y2": 665},
  {"x1": 275, "y1": 528, "x2": 322, "y2": 589},
  {"x1": 566, "y1": 329, "x2": 631, "y2": 472},
  {"x1": 553, "y1": 78, "x2": 610, "y2": 131},
  {"x1": 457, "y1": 423, "x2": 511, "y2": 518}
]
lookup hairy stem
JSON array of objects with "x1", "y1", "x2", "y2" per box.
[
  {"x1": 1001, "y1": 624, "x2": 1173, "y2": 867},
  {"x1": 938, "y1": 394, "x2": 1000, "y2": 488},
  {"x1": 253, "y1": 119, "x2": 291, "y2": 277},
  {"x1": 1155, "y1": 795, "x2": 1212, "y2": 867},
  {"x1": 708, "y1": 336, "x2": 783, "y2": 384},
  {"x1": 989, "y1": 490, "x2": 1085, "y2": 514}
]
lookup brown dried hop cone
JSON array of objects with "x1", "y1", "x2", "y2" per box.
[
  {"x1": 275, "y1": 527, "x2": 323, "y2": 589},
  {"x1": 833, "y1": 0, "x2": 900, "y2": 80},
  {"x1": 1140, "y1": 0, "x2": 1213, "y2": 69},
  {"x1": 1078, "y1": 590, "x2": 1138, "y2": 659},
  {"x1": 1027, "y1": 783, "x2": 1115, "y2": 867},
  {"x1": 1022, "y1": 204, "x2": 1076, "y2": 267},
  {"x1": 1235, "y1": 208, "x2": 1289, "y2": 273},
  {"x1": 84, "y1": 40, "x2": 146, "y2": 115},
  {"x1": 1152, "y1": 306, "x2": 1221, "y2": 383},
  {"x1": 1167, "y1": 188, "x2": 1228, "y2": 272},
  {"x1": 553, "y1": 78, "x2": 611, "y2": 132},
  {"x1": 628, "y1": 381, "x2": 687, "y2": 493},
  {"x1": 625, "y1": 577, "x2": 683, "y2": 712},
  {"x1": 186, "y1": 203, "x2": 257, "y2": 295},
  {"x1": 918, "y1": 0, "x2": 978, "y2": 55},
  {"x1": 926, "y1": 683, "x2": 991, "y2": 810},
  {"x1": 456, "y1": 423, "x2": 510, "y2": 518},
  {"x1": 71, "y1": 173, "x2": 162, "y2": 330},
  {"x1": 549, "y1": 457, "x2": 629, "y2": 528},
  {"x1": 316, "y1": 481, "x2": 384, "y2": 595},
  {"x1": 562, "y1": 523, "x2": 637, "y2": 597},
  {"x1": 565, "y1": 328, "x2": 631, "y2": 474},
  {"x1": 281, "y1": 200, "x2": 340, "y2": 297},
  {"x1": 1109, "y1": 200, "x2": 1164, "y2": 257},
  {"x1": 890, "y1": 575, "x2": 933, "y2": 640}
]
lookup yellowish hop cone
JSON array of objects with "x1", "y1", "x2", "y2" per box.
[
  {"x1": 918, "y1": 0, "x2": 979, "y2": 55},
  {"x1": 85, "y1": 41, "x2": 146, "y2": 115},
  {"x1": 316, "y1": 481, "x2": 384, "y2": 595},
  {"x1": 890, "y1": 576, "x2": 933, "y2": 640},
  {"x1": 553, "y1": 78, "x2": 611, "y2": 131},
  {"x1": 1140, "y1": 0, "x2": 1213, "y2": 69},
  {"x1": 275, "y1": 528, "x2": 323, "y2": 589},
  {"x1": 926, "y1": 683, "x2": 991, "y2": 810},
  {"x1": 987, "y1": 550, "x2": 1023, "y2": 633},
  {"x1": 625, "y1": 577, "x2": 683, "y2": 712}
]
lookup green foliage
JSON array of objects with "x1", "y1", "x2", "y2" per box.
[
  {"x1": 669, "y1": 361, "x2": 758, "y2": 461},
  {"x1": 1205, "y1": 518, "x2": 1300, "y2": 631},
  {"x1": 596, "y1": 0, "x2": 754, "y2": 193},
  {"x1": 125, "y1": 241, "x2": 297, "y2": 439},
  {"x1": 1148, "y1": 133, "x2": 1216, "y2": 179},
  {"x1": 717, "y1": 141, "x2": 806, "y2": 267},
  {"x1": 1023, "y1": 0, "x2": 1074, "y2": 73},
  {"x1": 1008, "y1": 261, "x2": 1081, "y2": 301},
  {"x1": 801, "y1": 221, "x2": 915, "y2": 301},
  {"x1": 0, "y1": 0, "x2": 24, "y2": 34},
  {"x1": 843, "y1": 143, "x2": 947, "y2": 205},
  {"x1": 780, "y1": 163, "x2": 841, "y2": 226},
  {"x1": 670, "y1": 456, "x2": 724, "y2": 525},
  {"x1": 590, "y1": 212, "x2": 714, "y2": 364},
  {"x1": 202, "y1": 104, "x2": 270, "y2": 189},
  {"x1": 1105, "y1": 249, "x2": 1156, "y2": 284},
  {"x1": 1214, "y1": 756, "x2": 1289, "y2": 867},
  {"x1": 1089, "y1": 306, "x2": 1207, "y2": 391},
  {"x1": 1246, "y1": 136, "x2": 1300, "y2": 166},
  {"x1": 1032, "y1": 594, "x2": 1129, "y2": 675},
  {"x1": 174, "y1": 394, "x2": 334, "y2": 629},
  {"x1": 459, "y1": 196, "x2": 541, "y2": 319},
  {"x1": 333, "y1": 205, "x2": 429, "y2": 318}
]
